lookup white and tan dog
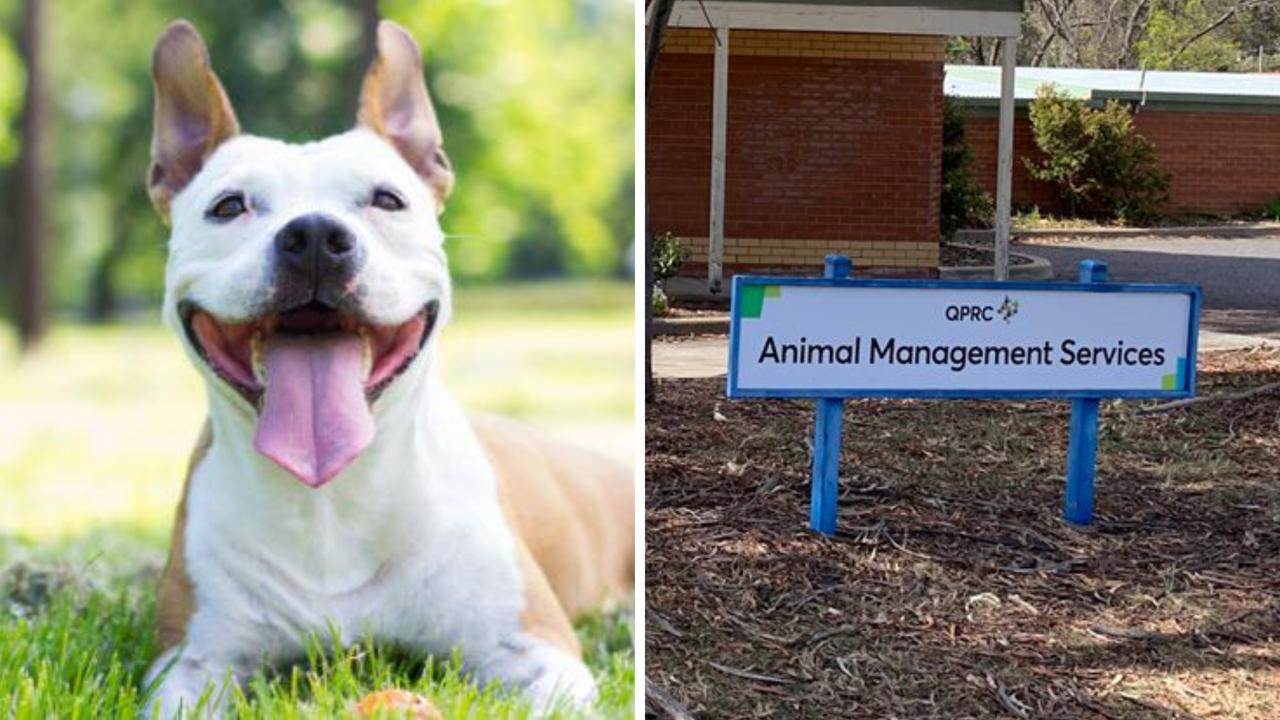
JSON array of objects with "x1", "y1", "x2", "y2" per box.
[{"x1": 141, "y1": 19, "x2": 633, "y2": 717}]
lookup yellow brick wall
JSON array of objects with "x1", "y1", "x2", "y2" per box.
[
  {"x1": 681, "y1": 237, "x2": 939, "y2": 269},
  {"x1": 660, "y1": 28, "x2": 945, "y2": 61},
  {"x1": 661, "y1": 27, "x2": 716, "y2": 54}
]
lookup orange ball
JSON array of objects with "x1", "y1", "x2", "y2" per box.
[{"x1": 354, "y1": 689, "x2": 444, "y2": 720}]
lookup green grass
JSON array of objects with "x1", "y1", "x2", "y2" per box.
[
  {"x1": 0, "y1": 573, "x2": 633, "y2": 719},
  {"x1": 0, "y1": 280, "x2": 634, "y2": 717}
]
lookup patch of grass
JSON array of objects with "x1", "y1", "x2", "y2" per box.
[
  {"x1": 0, "y1": 280, "x2": 633, "y2": 716},
  {"x1": 1, "y1": 568, "x2": 632, "y2": 718},
  {"x1": 1013, "y1": 206, "x2": 1103, "y2": 230},
  {"x1": 1013, "y1": 205, "x2": 1276, "y2": 231},
  {"x1": 1, "y1": 579, "x2": 154, "y2": 718}
]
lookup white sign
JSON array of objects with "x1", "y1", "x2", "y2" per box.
[{"x1": 729, "y1": 279, "x2": 1199, "y2": 398}]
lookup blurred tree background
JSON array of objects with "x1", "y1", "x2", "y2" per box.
[
  {"x1": 0, "y1": 0, "x2": 635, "y2": 346},
  {"x1": 950, "y1": 1, "x2": 1280, "y2": 70}
]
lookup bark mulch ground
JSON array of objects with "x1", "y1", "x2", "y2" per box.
[{"x1": 646, "y1": 349, "x2": 1280, "y2": 719}]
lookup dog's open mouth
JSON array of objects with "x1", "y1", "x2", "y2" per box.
[
  {"x1": 180, "y1": 299, "x2": 439, "y2": 487},
  {"x1": 180, "y1": 300, "x2": 438, "y2": 402}
]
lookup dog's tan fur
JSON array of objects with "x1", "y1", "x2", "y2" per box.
[
  {"x1": 480, "y1": 415, "x2": 634, "y2": 619},
  {"x1": 147, "y1": 21, "x2": 239, "y2": 220},
  {"x1": 354, "y1": 24, "x2": 454, "y2": 207},
  {"x1": 154, "y1": 423, "x2": 209, "y2": 652},
  {"x1": 155, "y1": 418, "x2": 633, "y2": 658}
]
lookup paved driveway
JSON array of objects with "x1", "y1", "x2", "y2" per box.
[{"x1": 1022, "y1": 234, "x2": 1280, "y2": 338}]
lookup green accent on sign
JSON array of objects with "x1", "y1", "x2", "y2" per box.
[
  {"x1": 740, "y1": 285, "x2": 781, "y2": 319},
  {"x1": 1161, "y1": 373, "x2": 1177, "y2": 390},
  {"x1": 740, "y1": 286, "x2": 765, "y2": 319}
]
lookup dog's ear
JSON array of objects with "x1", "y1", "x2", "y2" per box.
[
  {"x1": 147, "y1": 20, "x2": 239, "y2": 219},
  {"x1": 356, "y1": 21, "x2": 453, "y2": 210}
]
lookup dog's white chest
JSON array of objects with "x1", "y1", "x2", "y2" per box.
[{"x1": 181, "y1": 390, "x2": 525, "y2": 658}]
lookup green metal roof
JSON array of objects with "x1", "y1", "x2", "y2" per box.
[
  {"x1": 946, "y1": 65, "x2": 1280, "y2": 111},
  {"x1": 728, "y1": 0, "x2": 1023, "y2": 10}
]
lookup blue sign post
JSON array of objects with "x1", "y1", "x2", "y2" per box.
[
  {"x1": 727, "y1": 254, "x2": 1200, "y2": 534},
  {"x1": 810, "y1": 255, "x2": 851, "y2": 535},
  {"x1": 1064, "y1": 259, "x2": 1107, "y2": 525}
]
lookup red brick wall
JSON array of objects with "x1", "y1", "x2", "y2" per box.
[
  {"x1": 965, "y1": 108, "x2": 1280, "y2": 217},
  {"x1": 964, "y1": 113, "x2": 1063, "y2": 215},
  {"x1": 646, "y1": 29, "x2": 944, "y2": 276},
  {"x1": 646, "y1": 51, "x2": 714, "y2": 238},
  {"x1": 724, "y1": 55, "x2": 942, "y2": 244},
  {"x1": 1135, "y1": 111, "x2": 1280, "y2": 214}
]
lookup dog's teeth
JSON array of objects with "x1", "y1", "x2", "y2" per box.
[
  {"x1": 251, "y1": 332, "x2": 266, "y2": 385},
  {"x1": 359, "y1": 327, "x2": 373, "y2": 380}
]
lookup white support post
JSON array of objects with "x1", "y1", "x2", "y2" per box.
[
  {"x1": 994, "y1": 36, "x2": 1017, "y2": 281},
  {"x1": 708, "y1": 27, "x2": 729, "y2": 294}
]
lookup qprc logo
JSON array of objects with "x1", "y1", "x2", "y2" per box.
[
  {"x1": 945, "y1": 296, "x2": 1021, "y2": 324},
  {"x1": 997, "y1": 295, "x2": 1020, "y2": 323}
]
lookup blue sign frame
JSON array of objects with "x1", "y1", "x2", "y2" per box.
[
  {"x1": 727, "y1": 274, "x2": 1201, "y2": 401},
  {"x1": 725, "y1": 256, "x2": 1203, "y2": 533}
]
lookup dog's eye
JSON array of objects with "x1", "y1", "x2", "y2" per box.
[
  {"x1": 371, "y1": 188, "x2": 406, "y2": 212},
  {"x1": 207, "y1": 193, "x2": 248, "y2": 221}
]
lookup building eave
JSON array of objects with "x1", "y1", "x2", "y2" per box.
[{"x1": 668, "y1": 1, "x2": 1023, "y2": 37}]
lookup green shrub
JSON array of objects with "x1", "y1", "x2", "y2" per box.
[
  {"x1": 653, "y1": 231, "x2": 689, "y2": 282},
  {"x1": 650, "y1": 232, "x2": 688, "y2": 317},
  {"x1": 651, "y1": 285, "x2": 670, "y2": 317},
  {"x1": 1264, "y1": 198, "x2": 1280, "y2": 222},
  {"x1": 1026, "y1": 86, "x2": 1170, "y2": 224},
  {"x1": 941, "y1": 98, "x2": 993, "y2": 239}
]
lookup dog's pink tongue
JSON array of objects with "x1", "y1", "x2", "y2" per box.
[{"x1": 253, "y1": 334, "x2": 373, "y2": 488}]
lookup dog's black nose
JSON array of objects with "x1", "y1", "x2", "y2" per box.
[{"x1": 273, "y1": 214, "x2": 363, "y2": 288}]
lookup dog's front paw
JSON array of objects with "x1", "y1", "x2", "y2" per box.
[
  {"x1": 524, "y1": 650, "x2": 597, "y2": 717},
  {"x1": 475, "y1": 637, "x2": 598, "y2": 718},
  {"x1": 142, "y1": 648, "x2": 235, "y2": 719}
]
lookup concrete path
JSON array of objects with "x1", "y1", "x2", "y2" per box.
[
  {"x1": 653, "y1": 333, "x2": 1280, "y2": 379},
  {"x1": 653, "y1": 337, "x2": 732, "y2": 379}
]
